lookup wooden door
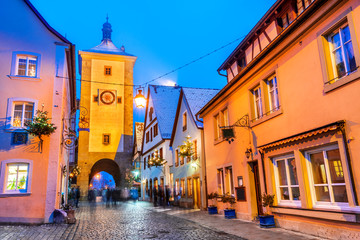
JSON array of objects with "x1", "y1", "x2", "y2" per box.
[
  {"x1": 253, "y1": 162, "x2": 263, "y2": 215},
  {"x1": 193, "y1": 178, "x2": 201, "y2": 209}
]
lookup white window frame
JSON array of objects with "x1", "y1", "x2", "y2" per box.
[
  {"x1": 221, "y1": 108, "x2": 229, "y2": 127},
  {"x1": 266, "y1": 76, "x2": 280, "y2": 113},
  {"x1": 10, "y1": 51, "x2": 41, "y2": 78},
  {"x1": 217, "y1": 168, "x2": 225, "y2": 195},
  {"x1": 273, "y1": 154, "x2": 301, "y2": 207},
  {"x1": 252, "y1": 86, "x2": 263, "y2": 120},
  {"x1": 0, "y1": 159, "x2": 33, "y2": 196},
  {"x1": 224, "y1": 166, "x2": 234, "y2": 196},
  {"x1": 328, "y1": 23, "x2": 357, "y2": 81},
  {"x1": 6, "y1": 98, "x2": 38, "y2": 130},
  {"x1": 305, "y1": 145, "x2": 350, "y2": 210}
]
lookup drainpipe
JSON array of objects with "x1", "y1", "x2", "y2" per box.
[
  {"x1": 339, "y1": 122, "x2": 358, "y2": 206},
  {"x1": 201, "y1": 129, "x2": 208, "y2": 210},
  {"x1": 217, "y1": 69, "x2": 227, "y2": 77},
  {"x1": 258, "y1": 149, "x2": 267, "y2": 194}
]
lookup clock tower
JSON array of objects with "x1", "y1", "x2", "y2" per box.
[{"x1": 77, "y1": 18, "x2": 137, "y2": 196}]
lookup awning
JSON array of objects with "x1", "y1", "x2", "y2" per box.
[{"x1": 258, "y1": 121, "x2": 344, "y2": 152}]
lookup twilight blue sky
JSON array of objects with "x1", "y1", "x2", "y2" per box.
[{"x1": 32, "y1": 0, "x2": 276, "y2": 122}]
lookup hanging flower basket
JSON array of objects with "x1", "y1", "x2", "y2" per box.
[
  {"x1": 25, "y1": 109, "x2": 57, "y2": 153},
  {"x1": 148, "y1": 149, "x2": 167, "y2": 167}
]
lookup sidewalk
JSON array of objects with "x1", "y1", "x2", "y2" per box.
[{"x1": 137, "y1": 201, "x2": 323, "y2": 240}]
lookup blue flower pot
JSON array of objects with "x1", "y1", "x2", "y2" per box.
[
  {"x1": 224, "y1": 209, "x2": 236, "y2": 219},
  {"x1": 259, "y1": 215, "x2": 275, "y2": 228},
  {"x1": 208, "y1": 206, "x2": 218, "y2": 214}
]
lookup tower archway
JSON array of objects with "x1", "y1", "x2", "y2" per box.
[{"x1": 89, "y1": 159, "x2": 121, "y2": 187}]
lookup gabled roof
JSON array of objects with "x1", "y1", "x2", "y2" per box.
[
  {"x1": 169, "y1": 87, "x2": 219, "y2": 147},
  {"x1": 148, "y1": 85, "x2": 182, "y2": 139},
  {"x1": 84, "y1": 40, "x2": 135, "y2": 56},
  {"x1": 182, "y1": 88, "x2": 219, "y2": 128},
  {"x1": 24, "y1": 0, "x2": 71, "y2": 44}
]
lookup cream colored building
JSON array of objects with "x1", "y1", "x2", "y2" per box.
[{"x1": 77, "y1": 18, "x2": 137, "y2": 197}]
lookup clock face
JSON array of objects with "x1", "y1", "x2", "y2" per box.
[{"x1": 100, "y1": 90, "x2": 115, "y2": 105}]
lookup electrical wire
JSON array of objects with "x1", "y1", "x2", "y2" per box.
[{"x1": 56, "y1": 35, "x2": 245, "y2": 88}]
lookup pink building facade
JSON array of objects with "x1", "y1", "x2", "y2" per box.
[{"x1": 0, "y1": 0, "x2": 76, "y2": 223}]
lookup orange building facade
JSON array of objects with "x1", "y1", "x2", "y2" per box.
[{"x1": 198, "y1": 0, "x2": 360, "y2": 238}]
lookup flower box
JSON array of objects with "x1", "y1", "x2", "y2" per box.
[
  {"x1": 208, "y1": 206, "x2": 218, "y2": 215},
  {"x1": 224, "y1": 209, "x2": 236, "y2": 219},
  {"x1": 259, "y1": 215, "x2": 275, "y2": 228}
]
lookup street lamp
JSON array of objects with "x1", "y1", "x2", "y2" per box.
[
  {"x1": 134, "y1": 89, "x2": 146, "y2": 108},
  {"x1": 245, "y1": 148, "x2": 252, "y2": 159}
]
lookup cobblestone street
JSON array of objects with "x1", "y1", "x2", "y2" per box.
[{"x1": 0, "y1": 201, "x2": 244, "y2": 240}]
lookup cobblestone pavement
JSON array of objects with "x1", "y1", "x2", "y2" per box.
[{"x1": 0, "y1": 201, "x2": 244, "y2": 240}]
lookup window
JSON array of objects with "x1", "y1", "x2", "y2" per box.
[
  {"x1": 159, "y1": 148, "x2": 163, "y2": 159},
  {"x1": 175, "y1": 149, "x2": 179, "y2": 167},
  {"x1": 11, "y1": 102, "x2": 34, "y2": 128},
  {"x1": 252, "y1": 86, "x2": 263, "y2": 120},
  {"x1": 180, "y1": 154, "x2": 184, "y2": 165},
  {"x1": 149, "y1": 107, "x2": 154, "y2": 122},
  {"x1": 279, "y1": 10, "x2": 294, "y2": 30},
  {"x1": 217, "y1": 168, "x2": 225, "y2": 195},
  {"x1": 175, "y1": 179, "x2": 179, "y2": 195},
  {"x1": 274, "y1": 155, "x2": 301, "y2": 206},
  {"x1": 297, "y1": 0, "x2": 313, "y2": 14},
  {"x1": 306, "y1": 145, "x2": 348, "y2": 206},
  {"x1": 214, "y1": 114, "x2": 220, "y2": 141},
  {"x1": 154, "y1": 123, "x2": 158, "y2": 137},
  {"x1": 221, "y1": 108, "x2": 229, "y2": 127},
  {"x1": 104, "y1": 66, "x2": 112, "y2": 76},
  {"x1": 182, "y1": 112, "x2": 187, "y2": 131},
  {"x1": 266, "y1": 76, "x2": 280, "y2": 113},
  {"x1": 150, "y1": 127, "x2": 153, "y2": 142},
  {"x1": 328, "y1": 24, "x2": 357, "y2": 81},
  {"x1": 103, "y1": 134, "x2": 110, "y2": 145},
  {"x1": 181, "y1": 179, "x2": 185, "y2": 197},
  {"x1": 146, "y1": 131, "x2": 149, "y2": 143},
  {"x1": 147, "y1": 156, "x2": 151, "y2": 168},
  {"x1": 5, "y1": 163, "x2": 28, "y2": 193},
  {"x1": 187, "y1": 178, "x2": 193, "y2": 197},
  {"x1": 192, "y1": 140, "x2": 197, "y2": 160},
  {"x1": 225, "y1": 166, "x2": 234, "y2": 195},
  {"x1": 144, "y1": 157, "x2": 146, "y2": 170},
  {"x1": 170, "y1": 173, "x2": 174, "y2": 200}
]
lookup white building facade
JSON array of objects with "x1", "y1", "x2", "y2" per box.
[{"x1": 169, "y1": 88, "x2": 218, "y2": 209}]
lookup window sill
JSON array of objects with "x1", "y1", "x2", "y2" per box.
[
  {"x1": 8, "y1": 75, "x2": 41, "y2": 82},
  {"x1": 324, "y1": 70, "x2": 360, "y2": 93},
  {"x1": 271, "y1": 205, "x2": 360, "y2": 223},
  {"x1": 214, "y1": 137, "x2": 226, "y2": 145},
  {"x1": 4, "y1": 128, "x2": 27, "y2": 133},
  {"x1": 250, "y1": 109, "x2": 283, "y2": 128},
  {"x1": 0, "y1": 192, "x2": 31, "y2": 198}
]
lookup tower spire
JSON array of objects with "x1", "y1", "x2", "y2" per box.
[{"x1": 102, "y1": 15, "x2": 112, "y2": 41}]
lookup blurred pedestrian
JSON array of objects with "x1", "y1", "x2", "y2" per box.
[
  {"x1": 165, "y1": 185, "x2": 170, "y2": 206},
  {"x1": 153, "y1": 186, "x2": 158, "y2": 207},
  {"x1": 75, "y1": 186, "x2": 80, "y2": 208}
]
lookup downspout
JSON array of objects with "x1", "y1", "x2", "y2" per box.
[
  {"x1": 339, "y1": 122, "x2": 358, "y2": 206},
  {"x1": 217, "y1": 69, "x2": 227, "y2": 77},
  {"x1": 258, "y1": 149, "x2": 267, "y2": 194},
  {"x1": 201, "y1": 128, "x2": 208, "y2": 210}
]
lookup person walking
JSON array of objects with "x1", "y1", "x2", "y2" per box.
[
  {"x1": 153, "y1": 186, "x2": 158, "y2": 207},
  {"x1": 165, "y1": 185, "x2": 170, "y2": 206},
  {"x1": 75, "y1": 186, "x2": 80, "y2": 208}
]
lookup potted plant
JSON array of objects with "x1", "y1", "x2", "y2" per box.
[
  {"x1": 221, "y1": 193, "x2": 236, "y2": 219},
  {"x1": 259, "y1": 193, "x2": 275, "y2": 228},
  {"x1": 207, "y1": 192, "x2": 218, "y2": 214}
]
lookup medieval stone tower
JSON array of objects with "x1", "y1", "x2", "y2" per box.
[{"x1": 77, "y1": 18, "x2": 136, "y2": 196}]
